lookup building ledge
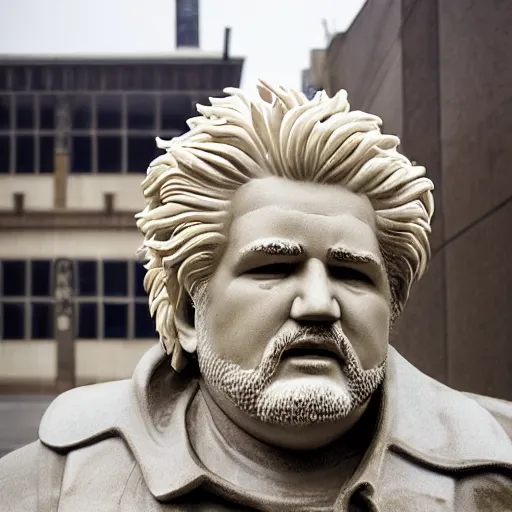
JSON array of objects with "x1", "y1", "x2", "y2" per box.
[{"x1": 0, "y1": 210, "x2": 138, "y2": 230}]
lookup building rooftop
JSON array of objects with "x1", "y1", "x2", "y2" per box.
[{"x1": 0, "y1": 51, "x2": 243, "y2": 66}]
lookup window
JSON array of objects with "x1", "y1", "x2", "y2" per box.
[
  {"x1": 2, "y1": 261, "x2": 25, "y2": 296},
  {"x1": 71, "y1": 136, "x2": 92, "y2": 173},
  {"x1": 15, "y1": 94, "x2": 34, "y2": 129},
  {"x1": 0, "y1": 95, "x2": 10, "y2": 129},
  {"x1": 0, "y1": 136, "x2": 9, "y2": 173},
  {"x1": 103, "y1": 261, "x2": 128, "y2": 297},
  {"x1": 127, "y1": 94, "x2": 155, "y2": 130},
  {"x1": 16, "y1": 136, "x2": 35, "y2": 173},
  {"x1": 39, "y1": 95, "x2": 56, "y2": 129},
  {"x1": 75, "y1": 260, "x2": 156, "y2": 340},
  {"x1": 0, "y1": 68, "x2": 8, "y2": 90},
  {"x1": 0, "y1": 259, "x2": 53, "y2": 341},
  {"x1": 97, "y1": 136, "x2": 121, "y2": 172},
  {"x1": 161, "y1": 94, "x2": 190, "y2": 133},
  {"x1": 31, "y1": 260, "x2": 51, "y2": 296},
  {"x1": 127, "y1": 136, "x2": 158, "y2": 173},
  {"x1": 11, "y1": 68, "x2": 28, "y2": 91},
  {"x1": 39, "y1": 136, "x2": 54, "y2": 173},
  {"x1": 71, "y1": 95, "x2": 92, "y2": 130},
  {"x1": 97, "y1": 94, "x2": 122, "y2": 129},
  {"x1": 7, "y1": 92, "x2": 59, "y2": 174},
  {"x1": 0, "y1": 259, "x2": 156, "y2": 341},
  {"x1": 31, "y1": 67, "x2": 45, "y2": 91},
  {"x1": 2, "y1": 303, "x2": 24, "y2": 339},
  {"x1": 32, "y1": 303, "x2": 53, "y2": 339},
  {"x1": 77, "y1": 260, "x2": 97, "y2": 296}
]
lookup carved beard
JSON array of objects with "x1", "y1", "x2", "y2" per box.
[{"x1": 196, "y1": 309, "x2": 386, "y2": 426}]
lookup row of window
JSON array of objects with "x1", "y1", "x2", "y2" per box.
[
  {"x1": 0, "y1": 65, "x2": 234, "y2": 92},
  {"x1": 0, "y1": 133, "x2": 168, "y2": 174},
  {"x1": 0, "y1": 260, "x2": 158, "y2": 341},
  {"x1": 0, "y1": 93, "x2": 196, "y2": 132}
]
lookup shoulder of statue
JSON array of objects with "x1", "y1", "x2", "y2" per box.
[
  {"x1": 39, "y1": 379, "x2": 132, "y2": 451},
  {"x1": 463, "y1": 392, "x2": 512, "y2": 440}
]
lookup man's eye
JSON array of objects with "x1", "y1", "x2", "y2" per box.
[
  {"x1": 329, "y1": 266, "x2": 374, "y2": 285},
  {"x1": 245, "y1": 263, "x2": 297, "y2": 278}
]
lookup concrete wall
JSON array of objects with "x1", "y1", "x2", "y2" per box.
[
  {"x1": 0, "y1": 175, "x2": 146, "y2": 211},
  {"x1": 0, "y1": 230, "x2": 141, "y2": 259},
  {"x1": 325, "y1": 0, "x2": 403, "y2": 138},
  {"x1": 325, "y1": 0, "x2": 512, "y2": 399},
  {"x1": 438, "y1": 0, "x2": 512, "y2": 398},
  {"x1": 0, "y1": 340, "x2": 155, "y2": 383}
]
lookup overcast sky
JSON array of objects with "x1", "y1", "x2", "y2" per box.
[{"x1": 0, "y1": 0, "x2": 365, "y2": 92}]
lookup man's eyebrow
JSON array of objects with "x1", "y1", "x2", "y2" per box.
[
  {"x1": 328, "y1": 247, "x2": 382, "y2": 267},
  {"x1": 239, "y1": 238, "x2": 304, "y2": 258}
]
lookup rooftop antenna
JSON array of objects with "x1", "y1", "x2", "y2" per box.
[{"x1": 321, "y1": 18, "x2": 336, "y2": 46}]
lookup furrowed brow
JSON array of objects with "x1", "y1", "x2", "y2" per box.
[{"x1": 240, "y1": 238, "x2": 304, "y2": 258}]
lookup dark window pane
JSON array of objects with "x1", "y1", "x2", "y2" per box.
[
  {"x1": 63, "y1": 68, "x2": 75, "y2": 90},
  {"x1": 98, "y1": 136, "x2": 121, "y2": 172},
  {"x1": 2, "y1": 260, "x2": 26, "y2": 296},
  {"x1": 176, "y1": 0, "x2": 199, "y2": 48},
  {"x1": 50, "y1": 68, "x2": 64, "y2": 91},
  {"x1": 78, "y1": 303, "x2": 97, "y2": 338},
  {"x1": 104, "y1": 303, "x2": 128, "y2": 338},
  {"x1": 71, "y1": 95, "x2": 92, "y2": 129},
  {"x1": 97, "y1": 94, "x2": 122, "y2": 129},
  {"x1": 160, "y1": 68, "x2": 178, "y2": 90},
  {"x1": 127, "y1": 94, "x2": 155, "y2": 130},
  {"x1": 31, "y1": 68, "x2": 45, "y2": 91},
  {"x1": 16, "y1": 136, "x2": 35, "y2": 173},
  {"x1": 31, "y1": 260, "x2": 51, "y2": 296},
  {"x1": 2, "y1": 303, "x2": 24, "y2": 339},
  {"x1": 77, "y1": 260, "x2": 97, "y2": 296},
  {"x1": 40, "y1": 95, "x2": 56, "y2": 129},
  {"x1": 32, "y1": 302, "x2": 53, "y2": 339},
  {"x1": 76, "y1": 68, "x2": 88, "y2": 90},
  {"x1": 11, "y1": 68, "x2": 28, "y2": 91},
  {"x1": 0, "y1": 95, "x2": 10, "y2": 129},
  {"x1": 103, "y1": 261, "x2": 127, "y2": 296},
  {"x1": 138, "y1": 67, "x2": 159, "y2": 91},
  {"x1": 0, "y1": 68, "x2": 7, "y2": 90},
  {"x1": 0, "y1": 136, "x2": 9, "y2": 173},
  {"x1": 104, "y1": 67, "x2": 121, "y2": 90},
  {"x1": 161, "y1": 94, "x2": 190, "y2": 133},
  {"x1": 86, "y1": 69, "x2": 101, "y2": 91},
  {"x1": 135, "y1": 303, "x2": 156, "y2": 338},
  {"x1": 135, "y1": 262, "x2": 147, "y2": 297},
  {"x1": 15, "y1": 94, "x2": 34, "y2": 129},
  {"x1": 40, "y1": 136, "x2": 54, "y2": 173},
  {"x1": 71, "y1": 136, "x2": 92, "y2": 173},
  {"x1": 127, "y1": 136, "x2": 158, "y2": 173}
]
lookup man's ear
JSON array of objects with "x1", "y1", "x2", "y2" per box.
[{"x1": 173, "y1": 291, "x2": 197, "y2": 353}]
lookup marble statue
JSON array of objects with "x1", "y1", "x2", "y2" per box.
[{"x1": 1, "y1": 80, "x2": 512, "y2": 511}]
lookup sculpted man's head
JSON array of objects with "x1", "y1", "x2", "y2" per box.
[{"x1": 136, "y1": 80, "x2": 434, "y2": 448}]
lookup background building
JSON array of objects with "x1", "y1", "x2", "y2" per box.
[
  {"x1": 314, "y1": 0, "x2": 512, "y2": 400},
  {"x1": 0, "y1": 1, "x2": 243, "y2": 390}
]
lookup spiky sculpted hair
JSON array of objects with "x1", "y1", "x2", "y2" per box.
[{"x1": 135, "y1": 80, "x2": 434, "y2": 370}]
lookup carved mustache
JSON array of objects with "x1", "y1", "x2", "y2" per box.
[{"x1": 255, "y1": 325, "x2": 353, "y2": 377}]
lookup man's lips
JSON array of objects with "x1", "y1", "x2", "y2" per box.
[{"x1": 280, "y1": 338, "x2": 345, "y2": 364}]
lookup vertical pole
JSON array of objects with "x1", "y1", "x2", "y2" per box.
[
  {"x1": 54, "y1": 99, "x2": 70, "y2": 209},
  {"x1": 54, "y1": 258, "x2": 76, "y2": 392}
]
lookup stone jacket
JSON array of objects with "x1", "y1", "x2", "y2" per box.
[{"x1": 1, "y1": 345, "x2": 512, "y2": 511}]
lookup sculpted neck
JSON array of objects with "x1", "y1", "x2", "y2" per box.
[{"x1": 197, "y1": 381, "x2": 379, "y2": 464}]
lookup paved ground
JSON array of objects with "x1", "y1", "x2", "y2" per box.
[{"x1": 0, "y1": 395, "x2": 54, "y2": 458}]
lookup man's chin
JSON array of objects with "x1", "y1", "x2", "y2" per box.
[{"x1": 250, "y1": 379, "x2": 355, "y2": 426}]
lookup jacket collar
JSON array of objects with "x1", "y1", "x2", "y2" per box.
[{"x1": 39, "y1": 344, "x2": 512, "y2": 501}]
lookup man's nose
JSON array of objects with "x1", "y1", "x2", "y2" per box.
[{"x1": 290, "y1": 259, "x2": 341, "y2": 323}]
